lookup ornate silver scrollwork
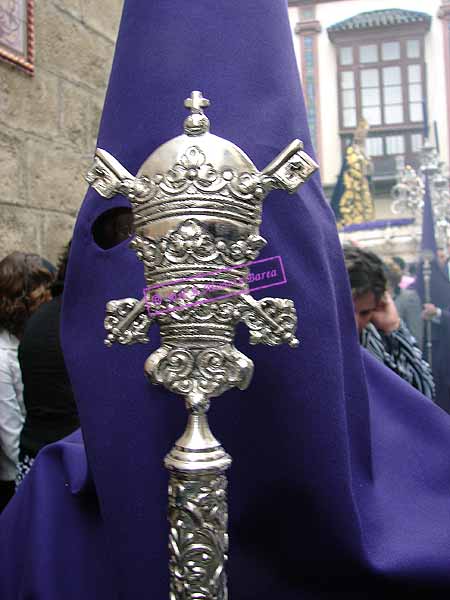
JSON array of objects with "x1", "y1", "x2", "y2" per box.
[
  {"x1": 419, "y1": 144, "x2": 450, "y2": 248},
  {"x1": 104, "y1": 298, "x2": 152, "y2": 346},
  {"x1": 390, "y1": 143, "x2": 450, "y2": 249},
  {"x1": 168, "y1": 472, "x2": 229, "y2": 600},
  {"x1": 86, "y1": 91, "x2": 318, "y2": 599},
  {"x1": 146, "y1": 344, "x2": 253, "y2": 400},
  {"x1": 391, "y1": 165, "x2": 424, "y2": 216}
]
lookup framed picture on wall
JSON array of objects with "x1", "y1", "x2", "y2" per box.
[{"x1": 0, "y1": 0, "x2": 34, "y2": 75}]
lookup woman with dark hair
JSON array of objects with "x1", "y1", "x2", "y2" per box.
[
  {"x1": 0, "y1": 252, "x2": 53, "y2": 511},
  {"x1": 16, "y1": 243, "x2": 80, "y2": 485}
]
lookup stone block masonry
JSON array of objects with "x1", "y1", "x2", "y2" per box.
[{"x1": 0, "y1": 0, "x2": 124, "y2": 264}]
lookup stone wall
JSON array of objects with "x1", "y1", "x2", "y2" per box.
[{"x1": 0, "y1": 0, "x2": 124, "y2": 263}]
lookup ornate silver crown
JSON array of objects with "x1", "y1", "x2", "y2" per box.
[
  {"x1": 87, "y1": 90, "x2": 316, "y2": 232},
  {"x1": 86, "y1": 91, "x2": 318, "y2": 600},
  {"x1": 86, "y1": 91, "x2": 318, "y2": 347}
]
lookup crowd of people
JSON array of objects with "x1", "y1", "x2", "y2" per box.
[
  {"x1": 344, "y1": 244, "x2": 450, "y2": 411},
  {"x1": 0, "y1": 209, "x2": 133, "y2": 513},
  {"x1": 0, "y1": 238, "x2": 449, "y2": 514},
  {"x1": 0, "y1": 246, "x2": 79, "y2": 512}
]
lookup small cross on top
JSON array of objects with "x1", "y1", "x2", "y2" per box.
[{"x1": 184, "y1": 91, "x2": 210, "y2": 114}]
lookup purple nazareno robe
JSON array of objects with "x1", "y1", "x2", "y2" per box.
[{"x1": 2, "y1": 1, "x2": 450, "y2": 598}]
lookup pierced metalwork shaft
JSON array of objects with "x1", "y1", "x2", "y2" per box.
[
  {"x1": 165, "y1": 399, "x2": 231, "y2": 600},
  {"x1": 423, "y1": 255, "x2": 433, "y2": 368}
]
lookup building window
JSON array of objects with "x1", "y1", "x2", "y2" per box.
[
  {"x1": 336, "y1": 37, "x2": 427, "y2": 178},
  {"x1": 411, "y1": 132, "x2": 423, "y2": 153},
  {"x1": 407, "y1": 39, "x2": 421, "y2": 59},
  {"x1": 383, "y1": 66, "x2": 403, "y2": 124},
  {"x1": 337, "y1": 38, "x2": 426, "y2": 130},
  {"x1": 366, "y1": 137, "x2": 384, "y2": 157},
  {"x1": 365, "y1": 135, "x2": 406, "y2": 158},
  {"x1": 408, "y1": 64, "x2": 423, "y2": 122},
  {"x1": 361, "y1": 68, "x2": 381, "y2": 125},
  {"x1": 385, "y1": 135, "x2": 405, "y2": 155},
  {"x1": 360, "y1": 44, "x2": 378, "y2": 63},
  {"x1": 360, "y1": 131, "x2": 425, "y2": 179},
  {"x1": 382, "y1": 41, "x2": 401, "y2": 61},
  {"x1": 339, "y1": 46, "x2": 353, "y2": 66},
  {"x1": 300, "y1": 7, "x2": 314, "y2": 20},
  {"x1": 341, "y1": 71, "x2": 356, "y2": 127}
]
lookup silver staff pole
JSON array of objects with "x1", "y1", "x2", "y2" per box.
[
  {"x1": 86, "y1": 92, "x2": 318, "y2": 599},
  {"x1": 422, "y1": 249, "x2": 434, "y2": 368}
]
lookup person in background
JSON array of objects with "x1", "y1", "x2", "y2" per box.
[
  {"x1": 447, "y1": 244, "x2": 450, "y2": 280},
  {"x1": 16, "y1": 243, "x2": 80, "y2": 485},
  {"x1": 386, "y1": 259, "x2": 423, "y2": 348},
  {"x1": 416, "y1": 243, "x2": 450, "y2": 412},
  {"x1": 421, "y1": 299, "x2": 450, "y2": 412},
  {"x1": 344, "y1": 246, "x2": 434, "y2": 400},
  {"x1": 15, "y1": 210, "x2": 134, "y2": 487},
  {"x1": 0, "y1": 253, "x2": 53, "y2": 511},
  {"x1": 437, "y1": 246, "x2": 450, "y2": 281},
  {"x1": 409, "y1": 262, "x2": 417, "y2": 274},
  {"x1": 392, "y1": 255, "x2": 415, "y2": 290}
]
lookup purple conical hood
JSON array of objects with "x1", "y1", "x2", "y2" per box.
[{"x1": 34, "y1": 0, "x2": 450, "y2": 597}]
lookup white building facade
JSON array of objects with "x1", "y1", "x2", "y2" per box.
[
  {"x1": 288, "y1": 0, "x2": 450, "y2": 258},
  {"x1": 288, "y1": 0, "x2": 450, "y2": 189}
]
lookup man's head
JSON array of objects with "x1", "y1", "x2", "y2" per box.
[
  {"x1": 384, "y1": 260, "x2": 402, "y2": 295},
  {"x1": 392, "y1": 255, "x2": 406, "y2": 273},
  {"x1": 343, "y1": 246, "x2": 387, "y2": 333},
  {"x1": 437, "y1": 247, "x2": 449, "y2": 269}
]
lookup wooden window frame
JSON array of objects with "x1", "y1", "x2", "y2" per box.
[
  {"x1": 334, "y1": 24, "x2": 429, "y2": 180},
  {"x1": 334, "y1": 25, "x2": 428, "y2": 136}
]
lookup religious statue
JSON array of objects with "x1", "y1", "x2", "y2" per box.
[{"x1": 336, "y1": 117, "x2": 375, "y2": 227}]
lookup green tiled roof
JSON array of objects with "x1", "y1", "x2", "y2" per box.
[{"x1": 328, "y1": 9, "x2": 431, "y2": 33}]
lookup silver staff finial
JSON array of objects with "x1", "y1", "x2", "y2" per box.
[
  {"x1": 184, "y1": 90, "x2": 210, "y2": 112},
  {"x1": 86, "y1": 91, "x2": 318, "y2": 600},
  {"x1": 184, "y1": 90, "x2": 210, "y2": 135}
]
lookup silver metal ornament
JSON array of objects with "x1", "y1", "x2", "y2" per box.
[{"x1": 86, "y1": 91, "x2": 318, "y2": 599}]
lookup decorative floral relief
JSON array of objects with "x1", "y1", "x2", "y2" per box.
[
  {"x1": 166, "y1": 146, "x2": 217, "y2": 187},
  {"x1": 238, "y1": 297, "x2": 299, "y2": 347},
  {"x1": 168, "y1": 473, "x2": 228, "y2": 600},
  {"x1": 104, "y1": 298, "x2": 152, "y2": 346},
  {"x1": 146, "y1": 344, "x2": 253, "y2": 401},
  {"x1": 130, "y1": 219, "x2": 266, "y2": 270},
  {"x1": 88, "y1": 144, "x2": 317, "y2": 216},
  {"x1": 147, "y1": 146, "x2": 266, "y2": 203},
  {"x1": 160, "y1": 300, "x2": 241, "y2": 325}
]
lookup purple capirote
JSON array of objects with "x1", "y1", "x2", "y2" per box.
[{"x1": 2, "y1": 1, "x2": 450, "y2": 599}]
